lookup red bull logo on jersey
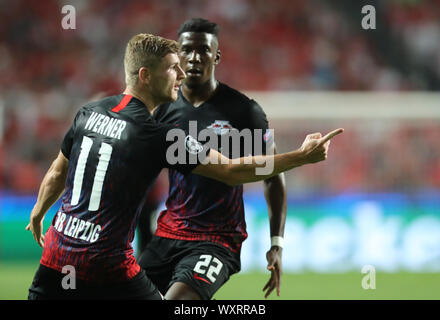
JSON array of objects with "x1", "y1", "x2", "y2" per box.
[{"x1": 207, "y1": 120, "x2": 235, "y2": 135}]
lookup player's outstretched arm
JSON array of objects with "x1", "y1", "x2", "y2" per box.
[
  {"x1": 26, "y1": 151, "x2": 69, "y2": 247},
  {"x1": 192, "y1": 128, "x2": 344, "y2": 186}
]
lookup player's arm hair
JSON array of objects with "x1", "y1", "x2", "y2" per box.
[
  {"x1": 192, "y1": 148, "x2": 306, "y2": 186},
  {"x1": 263, "y1": 144, "x2": 287, "y2": 239},
  {"x1": 193, "y1": 128, "x2": 344, "y2": 186},
  {"x1": 30, "y1": 151, "x2": 69, "y2": 223}
]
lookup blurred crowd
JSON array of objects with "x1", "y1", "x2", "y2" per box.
[
  {"x1": 1, "y1": 0, "x2": 439, "y2": 194},
  {"x1": 272, "y1": 120, "x2": 440, "y2": 194}
]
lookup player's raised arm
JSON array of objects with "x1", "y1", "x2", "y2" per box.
[
  {"x1": 26, "y1": 151, "x2": 69, "y2": 247},
  {"x1": 192, "y1": 128, "x2": 344, "y2": 186}
]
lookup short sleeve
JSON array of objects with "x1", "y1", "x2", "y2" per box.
[
  {"x1": 60, "y1": 110, "x2": 82, "y2": 159},
  {"x1": 60, "y1": 126, "x2": 74, "y2": 159},
  {"x1": 159, "y1": 123, "x2": 210, "y2": 175}
]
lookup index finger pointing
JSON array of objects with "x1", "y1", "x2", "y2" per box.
[{"x1": 319, "y1": 128, "x2": 344, "y2": 144}]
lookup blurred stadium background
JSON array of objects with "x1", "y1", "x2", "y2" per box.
[{"x1": 1, "y1": 0, "x2": 440, "y2": 299}]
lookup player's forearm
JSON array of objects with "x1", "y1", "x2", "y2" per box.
[
  {"x1": 264, "y1": 173, "x2": 287, "y2": 238},
  {"x1": 194, "y1": 127, "x2": 344, "y2": 186},
  {"x1": 31, "y1": 161, "x2": 67, "y2": 222},
  {"x1": 224, "y1": 150, "x2": 306, "y2": 186}
]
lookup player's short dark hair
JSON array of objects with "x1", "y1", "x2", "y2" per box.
[{"x1": 177, "y1": 18, "x2": 219, "y2": 38}]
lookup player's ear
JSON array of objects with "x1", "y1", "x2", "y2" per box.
[
  {"x1": 214, "y1": 49, "x2": 221, "y2": 65},
  {"x1": 138, "y1": 67, "x2": 151, "y2": 85}
]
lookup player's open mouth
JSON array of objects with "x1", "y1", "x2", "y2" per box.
[{"x1": 186, "y1": 68, "x2": 202, "y2": 76}]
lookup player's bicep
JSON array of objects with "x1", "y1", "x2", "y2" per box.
[{"x1": 52, "y1": 151, "x2": 69, "y2": 181}]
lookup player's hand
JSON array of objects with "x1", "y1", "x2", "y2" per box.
[
  {"x1": 263, "y1": 246, "x2": 282, "y2": 298},
  {"x1": 26, "y1": 216, "x2": 45, "y2": 248},
  {"x1": 299, "y1": 128, "x2": 344, "y2": 164}
]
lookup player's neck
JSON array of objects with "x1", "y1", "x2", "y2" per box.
[
  {"x1": 123, "y1": 87, "x2": 156, "y2": 114},
  {"x1": 181, "y1": 79, "x2": 218, "y2": 107}
]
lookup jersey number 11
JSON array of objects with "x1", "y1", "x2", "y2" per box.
[{"x1": 71, "y1": 136, "x2": 113, "y2": 211}]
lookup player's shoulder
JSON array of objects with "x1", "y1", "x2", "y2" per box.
[
  {"x1": 218, "y1": 82, "x2": 253, "y2": 104},
  {"x1": 218, "y1": 82, "x2": 263, "y2": 112},
  {"x1": 77, "y1": 95, "x2": 121, "y2": 114},
  {"x1": 81, "y1": 94, "x2": 152, "y2": 123}
]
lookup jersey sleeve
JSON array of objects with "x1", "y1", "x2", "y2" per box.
[
  {"x1": 60, "y1": 108, "x2": 85, "y2": 159},
  {"x1": 60, "y1": 126, "x2": 74, "y2": 159},
  {"x1": 159, "y1": 123, "x2": 210, "y2": 175},
  {"x1": 247, "y1": 100, "x2": 274, "y2": 155}
]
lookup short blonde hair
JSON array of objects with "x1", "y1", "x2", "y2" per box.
[{"x1": 124, "y1": 33, "x2": 178, "y2": 87}]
